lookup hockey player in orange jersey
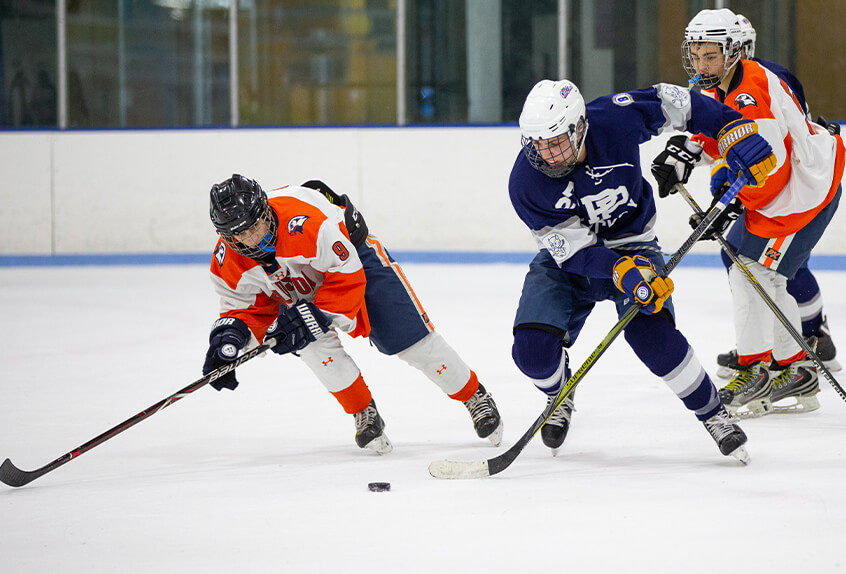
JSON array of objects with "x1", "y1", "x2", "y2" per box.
[
  {"x1": 202, "y1": 174, "x2": 503, "y2": 453},
  {"x1": 651, "y1": 9, "x2": 843, "y2": 418}
]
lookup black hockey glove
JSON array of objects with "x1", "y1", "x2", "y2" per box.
[
  {"x1": 816, "y1": 115, "x2": 841, "y2": 136},
  {"x1": 203, "y1": 317, "x2": 252, "y2": 391},
  {"x1": 266, "y1": 301, "x2": 332, "y2": 356},
  {"x1": 688, "y1": 189, "x2": 744, "y2": 242},
  {"x1": 651, "y1": 135, "x2": 703, "y2": 198},
  {"x1": 652, "y1": 135, "x2": 702, "y2": 198},
  {"x1": 302, "y1": 180, "x2": 369, "y2": 247}
]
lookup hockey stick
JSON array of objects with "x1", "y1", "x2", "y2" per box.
[
  {"x1": 428, "y1": 174, "x2": 749, "y2": 479},
  {"x1": 0, "y1": 339, "x2": 275, "y2": 488},
  {"x1": 676, "y1": 184, "x2": 846, "y2": 403}
]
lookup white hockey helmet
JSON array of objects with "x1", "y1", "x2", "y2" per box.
[
  {"x1": 736, "y1": 13, "x2": 756, "y2": 59},
  {"x1": 519, "y1": 79, "x2": 588, "y2": 178},
  {"x1": 682, "y1": 9, "x2": 743, "y2": 89}
]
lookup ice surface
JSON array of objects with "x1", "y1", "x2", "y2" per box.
[{"x1": 1, "y1": 263, "x2": 844, "y2": 573}]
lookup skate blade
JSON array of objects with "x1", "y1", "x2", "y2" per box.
[
  {"x1": 485, "y1": 421, "x2": 504, "y2": 447},
  {"x1": 716, "y1": 365, "x2": 736, "y2": 379},
  {"x1": 549, "y1": 447, "x2": 559, "y2": 457},
  {"x1": 728, "y1": 445, "x2": 750, "y2": 465},
  {"x1": 771, "y1": 394, "x2": 821, "y2": 414},
  {"x1": 363, "y1": 434, "x2": 393, "y2": 455},
  {"x1": 727, "y1": 398, "x2": 772, "y2": 419},
  {"x1": 428, "y1": 459, "x2": 490, "y2": 479}
]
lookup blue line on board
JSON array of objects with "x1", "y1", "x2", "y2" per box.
[{"x1": 2, "y1": 252, "x2": 846, "y2": 270}]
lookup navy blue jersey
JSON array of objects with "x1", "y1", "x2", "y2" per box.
[
  {"x1": 752, "y1": 57, "x2": 809, "y2": 117},
  {"x1": 509, "y1": 84, "x2": 742, "y2": 279}
]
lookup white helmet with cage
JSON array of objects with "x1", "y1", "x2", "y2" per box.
[
  {"x1": 519, "y1": 79, "x2": 589, "y2": 178},
  {"x1": 683, "y1": 9, "x2": 743, "y2": 89},
  {"x1": 736, "y1": 13, "x2": 756, "y2": 59}
]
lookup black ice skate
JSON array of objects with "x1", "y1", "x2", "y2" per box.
[
  {"x1": 354, "y1": 399, "x2": 392, "y2": 454},
  {"x1": 715, "y1": 349, "x2": 741, "y2": 379},
  {"x1": 813, "y1": 317, "x2": 841, "y2": 371},
  {"x1": 770, "y1": 356, "x2": 820, "y2": 414},
  {"x1": 462, "y1": 383, "x2": 504, "y2": 446},
  {"x1": 541, "y1": 392, "x2": 575, "y2": 456},
  {"x1": 718, "y1": 361, "x2": 772, "y2": 418},
  {"x1": 702, "y1": 405, "x2": 749, "y2": 463}
]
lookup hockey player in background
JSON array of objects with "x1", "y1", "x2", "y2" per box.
[
  {"x1": 202, "y1": 174, "x2": 503, "y2": 453},
  {"x1": 651, "y1": 9, "x2": 843, "y2": 417},
  {"x1": 509, "y1": 77, "x2": 776, "y2": 462},
  {"x1": 691, "y1": 12, "x2": 840, "y2": 379}
]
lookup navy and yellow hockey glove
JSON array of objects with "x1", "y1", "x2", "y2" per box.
[
  {"x1": 717, "y1": 119, "x2": 777, "y2": 187},
  {"x1": 203, "y1": 316, "x2": 252, "y2": 391},
  {"x1": 266, "y1": 301, "x2": 332, "y2": 355},
  {"x1": 613, "y1": 255, "x2": 674, "y2": 314}
]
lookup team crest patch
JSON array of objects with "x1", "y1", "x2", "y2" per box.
[
  {"x1": 214, "y1": 242, "x2": 227, "y2": 266},
  {"x1": 287, "y1": 215, "x2": 310, "y2": 235},
  {"x1": 734, "y1": 93, "x2": 758, "y2": 109},
  {"x1": 543, "y1": 233, "x2": 571, "y2": 260},
  {"x1": 612, "y1": 93, "x2": 633, "y2": 107},
  {"x1": 657, "y1": 83, "x2": 690, "y2": 109},
  {"x1": 560, "y1": 84, "x2": 573, "y2": 98}
]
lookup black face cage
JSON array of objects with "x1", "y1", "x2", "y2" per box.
[
  {"x1": 682, "y1": 40, "x2": 739, "y2": 90},
  {"x1": 221, "y1": 203, "x2": 278, "y2": 260},
  {"x1": 521, "y1": 117, "x2": 587, "y2": 178}
]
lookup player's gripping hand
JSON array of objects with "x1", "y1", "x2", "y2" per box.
[
  {"x1": 688, "y1": 191, "x2": 744, "y2": 242},
  {"x1": 650, "y1": 135, "x2": 703, "y2": 198},
  {"x1": 203, "y1": 317, "x2": 252, "y2": 391},
  {"x1": 717, "y1": 119, "x2": 776, "y2": 187},
  {"x1": 613, "y1": 255, "x2": 674, "y2": 314},
  {"x1": 709, "y1": 161, "x2": 730, "y2": 196},
  {"x1": 266, "y1": 301, "x2": 332, "y2": 355}
]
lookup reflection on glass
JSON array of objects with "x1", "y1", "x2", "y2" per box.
[{"x1": 238, "y1": 1, "x2": 397, "y2": 126}]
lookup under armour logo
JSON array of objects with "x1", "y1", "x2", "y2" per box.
[
  {"x1": 322, "y1": 357, "x2": 333, "y2": 366},
  {"x1": 436, "y1": 364, "x2": 447, "y2": 375}
]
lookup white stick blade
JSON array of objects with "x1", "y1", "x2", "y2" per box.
[{"x1": 428, "y1": 459, "x2": 490, "y2": 479}]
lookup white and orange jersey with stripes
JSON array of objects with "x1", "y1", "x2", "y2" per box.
[
  {"x1": 209, "y1": 185, "x2": 369, "y2": 343},
  {"x1": 693, "y1": 59, "x2": 844, "y2": 238}
]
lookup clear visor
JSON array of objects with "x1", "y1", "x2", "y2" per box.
[{"x1": 521, "y1": 118, "x2": 587, "y2": 178}]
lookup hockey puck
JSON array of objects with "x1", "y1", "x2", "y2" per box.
[{"x1": 368, "y1": 482, "x2": 391, "y2": 492}]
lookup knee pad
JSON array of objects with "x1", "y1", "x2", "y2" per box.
[{"x1": 512, "y1": 327, "x2": 565, "y2": 380}]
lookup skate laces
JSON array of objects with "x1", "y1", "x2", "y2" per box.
[
  {"x1": 724, "y1": 363, "x2": 762, "y2": 392},
  {"x1": 464, "y1": 388, "x2": 494, "y2": 423},
  {"x1": 546, "y1": 394, "x2": 575, "y2": 426},
  {"x1": 704, "y1": 410, "x2": 737, "y2": 441},
  {"x1": 354, "y1": 401, "x2": 379, "y2": 431}
]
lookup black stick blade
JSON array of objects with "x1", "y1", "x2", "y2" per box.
[{"x1": 0, "y1": 458, "x2": 42, "y2": 488}]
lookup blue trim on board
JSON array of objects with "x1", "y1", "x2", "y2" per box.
[{"x1": 3, "y1": 251, "x2": 846, "y2": 270}]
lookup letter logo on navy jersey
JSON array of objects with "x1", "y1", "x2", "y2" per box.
[
  {"x1": 555, "y1": 181, "x2": 576, "y2": 210},
  {"x1": 734, "y1": 93, "x2": 758, "y2": 109},
  {"x1": 542, "y1": 233, "x2": 571, "y2": 261},
  {"x1": 287, "y1": 215, "x2": 310, "y2": 235},
  {"x1": 583, "y1": 186, "x2": 630, "y2": 226}
]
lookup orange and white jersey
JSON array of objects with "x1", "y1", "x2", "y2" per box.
[
  {"x1": 695, "y1": 60, "x2": 844, "y2": 238},
  {"x1": 209, "y1": 185, "x2": 369, "y2": 343}
]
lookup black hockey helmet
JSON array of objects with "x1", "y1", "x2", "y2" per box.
[{"x1": 209, "y1": 174, "x2": 277, "y2": 259}]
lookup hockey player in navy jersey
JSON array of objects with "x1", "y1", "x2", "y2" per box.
[
  {"x1": 509, "y1": 78, "x2": 776, "y2": 462},
  {"x1": 708, "y1": 13, "x2": 840, "y2": 378}
]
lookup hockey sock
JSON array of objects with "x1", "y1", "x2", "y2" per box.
[
  {"x1": 625, "y1": 314, "x2": 721, "y2": 421},
  {"x1": 512, "y1": 328, "x2": 567, "y2": 395},
  {"x1": 786, "y1": 266, "x2": 824, "y2": 336}
]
